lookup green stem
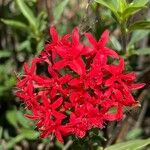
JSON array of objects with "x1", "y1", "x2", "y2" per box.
[{"x1": 120, "y1": 22, "x2": 127, "y2": 52}]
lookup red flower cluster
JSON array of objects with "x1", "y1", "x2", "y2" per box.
[{"x1": 16, "y1": 27, "x2": 145, "y2": 143}]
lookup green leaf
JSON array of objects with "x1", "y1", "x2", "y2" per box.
[
  {"x1": 104, "y1": 138, "x2": 150, "y2": 150},
  {"x1": 6, "y1": 110, "x2": 18, "y2": 128},
  {"x1": 128, "y1": 30, "x2": 150, "y2": 46},
  {"x1": 126, "y1": 128, "x2": 142, "y2": 140},
  {"x1": 15, "y1": 0, "x2": 37, "y2": 28},
  {"x1": 16, "y1": 111, "x2": 30, "y2": 128},
  {"x1": 133, "y1": 48, "x2": 150, "y2": 55},
  {"x1": 110, "y1": 35, "x2": 122, "y2": 51},
  {"x1": 131, "y1": 0, "x2": 149, "y2": 7},
  {"x1": 94, "y1": 0, "x2": 120, "y2": 22},
  {"x1": 95, "y1": 0, "x2": 118, "y2": 11},
  {"x1": 122, "y1": 6, "x2": 144, "y2": 20},
  {"x1": 1, "y1": 19, "x2": 28, "y2": 30},
  {"x1": 117, "y1": 0, "x2": 128, "y2": 13},
  {"x1": 0, "y1": 126, "x2": 3, "y2": 139},
  {"x1": 17, "y1": 40, "x2": 31, "y2": 52},
  {"x1": 20, "y1": 128, "x2": 39, "y2": 140},
  {"x1": 53, "y1": 0, "x2": 69, "y2": 24},
  {"x1": 6, "y1": 134, "x2": 24, "y2": 149},
  {"x1": 0, "y1": 51, "x2": 11, "y2": 58},
  {"x1": 128, "y1": 21, "x2": 150, "y2": 31}
]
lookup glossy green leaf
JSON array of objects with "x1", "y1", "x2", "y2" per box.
[
  {"x1": 128, "y1": 21, "x2": 150, "y2": 31},
  {"x1": 1, "y1": 19, "x2": 28, "y2": 30},
  {"x1": 20, "y1": 128, "x2": 39, "y2": 140},
  {"x1": 54, "y1": 0, "x2": 69, "y2": 24},
  {"x1": 104, "y1": 138, "x2": 150, "y2": 150},
  {"x1": 133, "y1": 48, "x2": 150, "y2": 55},
  {"x1": 16, "y1": 0, "x2": 37, "y2": 28},
  {"x1": 128, "y1": 30, "x2": 150, "y2": 46}
]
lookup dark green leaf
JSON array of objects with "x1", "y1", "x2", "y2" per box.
[
  {"x1": 0, "y1": 126, "x2": 3, "y2": 139},
  {"x1": 128, "y1": 21, "x2": 150, "y2": 31},
  {"x1": 104, "y1": 138, "x2": 150, "y2": 150},
  {"x1": 1, "y1": 19, "x2": 28, "y2": 30},
  {"x1": 54, "y1": 0, "x2": 69, "y2": 24}
]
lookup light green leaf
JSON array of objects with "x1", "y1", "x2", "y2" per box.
[
  {"x1": 95, "y1": 0, "x2": 118, "y2": 11},
  {"x1": 54, "y1": 0, "x2": 69, "y2": 24},
  {"x1": 133, "y1": 48, "x2": 150, "y2": 55},
  {"x1": 1, "y1": 19, "x2": 28, "y2": 30},
  {"x1": 6, "y1": 134, "x2": 24, "y2": 149},
  {"x1": 20, "y1": 128, "x2": 39, "y2": 140},
  {"x1": 110, "y1": 35, "x2": 122, "y2": 51},
  {"x1": 0, "y1": 51, "x2": 11, "y2": 58},
  {"x1": 94, "y1": 0, "x2": 120, "y2": 22},
  {"x1": 104, "y1": 138, "x2": 150, "y2": 150},
  {"x1": 6, "y1": 110, "x2": 18, "y2": 128},
  {"x1": 126, "y1": 128, "x2": 142, "y2": 140},
  {"x1": 128, "y1": 30, "x2": 150, "y2": 46},
  {"x1": 17, "y1": 40, "x2": 31, "y2": 52},
  {"x1": 128, "y1": 21, "x2": 150, "y2": 31},
  {"x1": 36, "y1": 39, "x2": 44, "y2": 53},
  {"x1": 16, "y1": 0, "x2": 37, "y2": 28},
  {"x1": 117, "y1": 0, "x2": 128, "y2": 13},
  {"x1": 131, "y1": 0, "x2": 149, "y2": 7},
  {"x1": 16, "y1": 111, "x2": 30, "y2": 128},
  {"x1": 122, "y1": 6, "x2": 145, "y2": 20}
]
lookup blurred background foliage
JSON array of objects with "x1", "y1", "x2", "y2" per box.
[{"x1": 0, "y1": 0, "x2": 150, "y2": 149}]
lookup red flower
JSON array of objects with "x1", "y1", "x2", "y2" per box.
[
  {"x1": 53, "y1": 27, "x2": 86, "y2": 75},
  {"x1": 16, "y1": 27, "x2": 144, "y2": 143}
]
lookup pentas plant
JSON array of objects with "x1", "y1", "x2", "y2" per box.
[{"x1": 16, "y1": 27, "x2": 145, "y2": 143}]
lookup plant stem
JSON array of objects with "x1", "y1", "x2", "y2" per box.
[{"x1": 120, "y1": 23, "x2": 127, "y2": 52}]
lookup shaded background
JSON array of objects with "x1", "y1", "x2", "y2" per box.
[{"x1": 0, "y1": 0, "x2": 150, "y2": 149}]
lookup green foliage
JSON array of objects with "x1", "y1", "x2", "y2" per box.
[
  {"x1": 103, "y1": 138, "x2": 150, "y2": 150},
  {"x1": 128, "y1": 21, "x2": 150, "y2": 31},
  {"x1": 54, "y1": 0, "x2": 69, "y2": 24},
  {"x1": 126, "y1": 128, "x2": 142, "y2": 140},
  {"x1": 15, "y1": 0, "x2": 37, "y2": 28},
  {"x1": 133, "y1": 48, "x2": 150, "y2": 55},
  {"x1": 0, "y1": 0, "x2": 150, "y2": 149},
  {"x1": 128, "y1": 30, "x2": 150, "y2": 46},
  {"x1": 1, "y1": 19, "x2": 28, "y2": 30}
]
